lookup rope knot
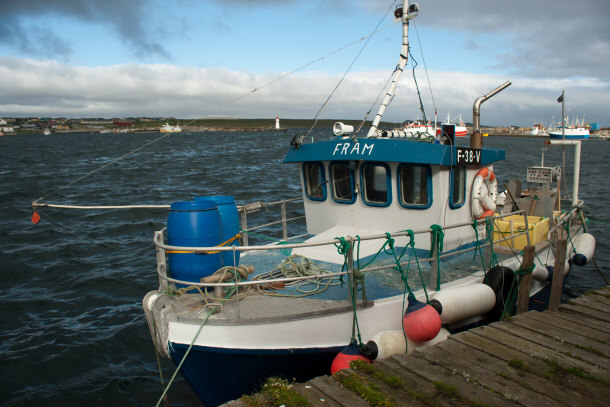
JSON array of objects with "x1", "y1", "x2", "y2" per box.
[{"x1": 334, "y1": 236, "x2": 351, "y2": 255}]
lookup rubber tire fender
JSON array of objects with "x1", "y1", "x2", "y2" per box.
[{"x1": 483, "y1": 265, "x2": 515, "y2": 321}]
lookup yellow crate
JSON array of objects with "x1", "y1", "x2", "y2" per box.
[{"x1": 493, "y1": 215, "x2": 549, "y2": 250}]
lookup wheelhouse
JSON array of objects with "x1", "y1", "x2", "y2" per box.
[{"x1": 284, "y1": 137, "x2": 505, "y2": 254}]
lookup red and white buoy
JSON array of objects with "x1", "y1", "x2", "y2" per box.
[
  {"x1": 330, "y1": 340, "x2": 371, "y2": 374},
  {"x1": 402, "y1": 294, "x2": 441, "y2": 343}
]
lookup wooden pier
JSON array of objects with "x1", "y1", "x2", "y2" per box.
[{"x1": 224, "y1": 286, "x2": 610, "y2": 406}]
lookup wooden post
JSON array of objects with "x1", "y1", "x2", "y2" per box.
[
  {"x1": 549, "y1": 239, "x2": 567, "y2": 311},
  {"x1": 516, "y1": 245, "x2": 535, "y2": 314},
  {"x1": 239, "y1": 209, "x2": 249, "y2": 246}
]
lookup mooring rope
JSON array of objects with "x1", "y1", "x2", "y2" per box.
[
  {"x1": 32, "y1": 21, "x2": 399, "y2": 211},
  {"x1": 154, "y1": 305, "x2": 218, "y2": 407}
]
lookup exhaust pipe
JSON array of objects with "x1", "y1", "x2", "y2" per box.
[{"x1": 471, "y1": 81, "x2": 511, "y2": 148}]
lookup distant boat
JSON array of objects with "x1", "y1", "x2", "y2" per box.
[
  {"x1": 549, "y1": 93, "x2": 589, "y2": 139},
  {"x1": 438, "y1": 113, "x2": 467, "y2": 137},
  {"x1": 530, "y1": 122, "x2": 547, "y2": 137},
  {"x1": 548, "y1": 126, "x2": 590, "y2": 139},
  {"x1": 402, "y1": 119, "x2": 436, "y2": 137},
  {"x1": 43, "y1": 128, "x2": 52, "y2": 136},
  {"x1": 548, "y1": 116, "x2": 590, "y2": 139},
  {"x1": 160, "y1": 122, "x2": 182, "y2": 133}
]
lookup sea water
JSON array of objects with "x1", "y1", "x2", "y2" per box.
[{"x1": 1, "y1": 130, "x2": 608, "y2": 406}]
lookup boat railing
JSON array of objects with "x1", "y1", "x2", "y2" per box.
[
  {"x1": 153, "y1": 205, "x2": 548, "y2": 295},
  {"x1": 236, "y1": 197, "x2": 306, "y2": 245}
]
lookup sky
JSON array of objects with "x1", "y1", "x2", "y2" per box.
[{"x1": 0, "y1": 0, "x2": 609, "y2": 126}]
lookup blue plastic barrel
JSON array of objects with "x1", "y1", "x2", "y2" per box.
[
  {"x1": 194, "y1": 196, "x2": 240, "y2": 267},
  {"x1": 167, "y1": 201, "x2": 221, "y2": 287}
]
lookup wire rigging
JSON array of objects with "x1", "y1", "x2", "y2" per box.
[
  {"x1": 413, "y1": 21, "x2": 437, "y2": 118},
  {"x1": 302, "y1": 0, "x2": 399, "y2": 141},
  {"x1": 32, "y1": 20, "x2": 398, "y2": 207}
]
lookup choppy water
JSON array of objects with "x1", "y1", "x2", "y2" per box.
[{"x1": 1, "y1": 130, "x2": 608, "y2": 406}]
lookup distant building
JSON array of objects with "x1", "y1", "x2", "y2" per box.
[{"x1": 112, "y1": 119, "x2": 134, "y2": 126}]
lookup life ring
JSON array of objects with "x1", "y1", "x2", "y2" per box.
[{"x1": 471, "y1": 167, "x2": 498, "y2": 219}]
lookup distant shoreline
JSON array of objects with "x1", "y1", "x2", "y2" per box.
[{"x1": 3, "y1": 117, "x2": 608, "y2": 138}]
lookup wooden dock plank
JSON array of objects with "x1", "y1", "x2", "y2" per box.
[
  {"x1": 309, "y1": 375, "x2": 370, "y2": 407},
  {"x1": 559, "y1": 302, "x2": 610, "y2": 323},
  {"x1": 550, "y1": 307, "x2": 610, "y2": 335},
  {"x1": 473, "y1": 324, "x2": 608, "y2": 378},
  {"x1": 390, "y1": 350, "x2": 510, "y2": 406},
  {"x1": 412, "y1": 344, "x2": 563, "y2": 407},
  {"x1": 448, "y1": 330, "x2": 610, "y2": 406},
  {"x1": 589, "y1": 286, "x2": 610, "y2": 298},
  {"x1": 437, "y1": 335, "x2": 589, "y2": 407},
  {"x1": 377, "y1": 357, "x2": 466, "y2": 407},
  {"x1": 340, "y1": 365, "x2": 432, "y2": 407},
  {"x1": 524, "y1": 310, "x2": 610, "y2": 342},
  {"x1": 583, "y1": 290, "x2": 610, "y2": 305},
  {"x1": 569, "y1": 295, "x2": 610, "y2": 314},
  {"x1": 493, "y1": 319, "x2": 610, "y2": 370},
  {"x1": 292, "y1": 382, "x2": 343, "y2": 407},
  {"x1": 508, "y1": 312, "x2": 610, "y2": 358}
]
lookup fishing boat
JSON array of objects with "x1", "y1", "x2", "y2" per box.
[
  {"x1": 160, "y1": 122, "x2": 182, "y2": 133},
  {"x1": 548, "y1": 92, "x2": 590, "y2": 139},
  {"x1": 402, "y1": 119, "x2": 436, "y2": 137},
  {"x1": 548, "y1": 120, "x2": 590, "y2": 139},
  {"x1": 143, "y1": 2, "x2": 594, "y2": 405},
  {"x1": 438, "y1": 113, "x2": 467, "y2": 137}
]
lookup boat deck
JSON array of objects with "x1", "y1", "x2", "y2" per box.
[
  {"x1": 223, "y1": 286, "x2": 610, "y2": 406},
  {"x1": 173, "y1": 292, "x2": 368, "y2": 325}
]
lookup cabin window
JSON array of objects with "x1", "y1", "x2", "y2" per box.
[
  {"x1": 329, "y1": 162, "x2": 356, "y2": 203},
  {"x1": 361, "y1": 163, "x2": 391, "y2": 206},
  {"x1": 303, "y1": 162, "x2": 326, "y2": 201},
  {"x1": 398, "y1": 164, "x2": 431, "y2": 208},
  {"x1": 450, "y1": 166, "x2": 466, "y2": 208}
]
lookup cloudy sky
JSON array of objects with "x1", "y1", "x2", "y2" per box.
[{"x1": 0, "y1": 0, "x2": 608, "y2": 126}]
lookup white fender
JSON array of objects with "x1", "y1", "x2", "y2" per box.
[
  {"x1": 365, "y1": 328, "x2": 450, "y2": 360},
  {"x1": 532, "y1": 264, "x2": 549, "y2": 281},
  {"x1": 569, "y1": 233, "x2": 596, "y2": 266},
  {"x1": 431, "y1": 284, "x2": 496, "y2": 324}
]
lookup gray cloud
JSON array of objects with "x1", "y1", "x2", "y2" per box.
[
  {"x1": 0, "y1": 0, "x2": 170, "y2": 60},
  {"x1": 1, "y1": 58, "x2": 608, "y2": 126},
  {"x1": 364, "y1": 0, "x2": 610, "y2": 80}
]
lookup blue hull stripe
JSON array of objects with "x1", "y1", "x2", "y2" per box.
[{"x1": 169, "y1": 343, "x2": 342, "y2": 406}]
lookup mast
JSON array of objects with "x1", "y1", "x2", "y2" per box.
[
  {"x1": 560, "y1": 90, "x2": 565, "y2": 139},
  {"x1": 367, "y1": 0, "x2": 418, "y2": 138}
]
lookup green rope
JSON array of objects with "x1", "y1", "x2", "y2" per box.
[
  {"x1": 155, "y1": 306, "x2": 219, "y2": 407},
  {"x1": 333, "y1": 236, "x2": 365, "y2": 346},
  {"x1": 152, "y1": 319, "x2": 170, "y2": 407},
  {"x1": 501, "y1": 264, "x2": 535, "y2": 320},
  {"x1": 485, "y1": 218, "x2": 499, "y2": 270},
  {"x1": 429, "y1": 224, "x2": 444, "y2": 291},
  {"x1": 471, "y1": 220, "x2": 487, "y2": 272}
]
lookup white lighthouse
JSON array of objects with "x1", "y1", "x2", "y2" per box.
[{"x1": 275, "y1": 116, "x2": 280, "y2": 130}]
